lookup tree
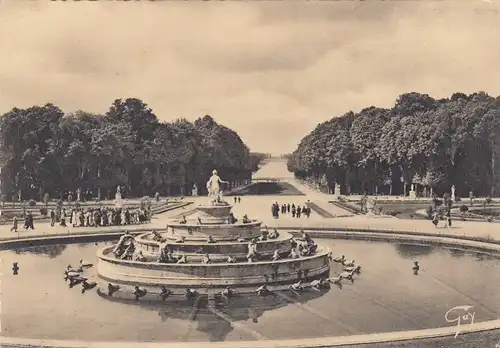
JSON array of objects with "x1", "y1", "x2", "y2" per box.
[
  {"x1": 288, "y1": 91, "x2": 500, "y2": 197},
  {"x1": 0, "y1": 100, "x2": 262, "y2": 200},
  {"x1": 350, "y1": 107, "x2": 392, "y2": 194}
]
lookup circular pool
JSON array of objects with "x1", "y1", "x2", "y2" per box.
[{"x1": 1, "y1": 238, "x2": 500, "y2": 343}]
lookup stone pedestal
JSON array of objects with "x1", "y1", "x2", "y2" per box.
[
  {"x1": 115, "y1": 195, "x2": 123, "y2": 209},
  {"x1": 114, "y1": 186, "x2": 123, "y2": 209},
  {"x1": 334, "y1": 183, "x2": 341, "y2": 198},
  {"x1": 408, "y1": 184, "x2": 416, "y2": 199}
]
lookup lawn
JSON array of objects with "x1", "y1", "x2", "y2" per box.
[{"x1": 228, "y1": 182, "x2": 305, "y2": 196}]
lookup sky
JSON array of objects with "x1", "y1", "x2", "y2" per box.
[{"x1": 1, "y1": 1, "x2": 500, "y2": 154}]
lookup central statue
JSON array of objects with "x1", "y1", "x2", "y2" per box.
[{"x1": 206, "y1": 170, "x2": 229, "y2": 198}]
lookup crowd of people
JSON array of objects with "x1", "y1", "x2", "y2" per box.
[
  {"x1": 59, "y1": 207, "x2": 151, "y2": 228},
  {"x1": 271, "y1": 202, "x2": 312, "y2": 219},
  {"x1": 9, "y1": 213, "x2": 34, "y2": 232},
  {"x1": 432, "y1": 209, "x2": 452, "y2": 228},
  {"x1": 9, "y1": 206, "x2": 150, "y2": 232}
]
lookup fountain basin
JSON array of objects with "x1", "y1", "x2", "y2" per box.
[
  {"x1": 136, "y1": 232, "x2": 293, "y2": 260},
  {"x1": 2, "y1": 237, "x2": 500, "y2": 344},
  {"x1": 195, "y1": 204, "x2": 233, "y2": 218},
  {"x1": 167, "y1": 220, "x2": 262, "y2": 241},
  {"x1": 97, "y1": 245, "x2": 330, "y2": 292}
]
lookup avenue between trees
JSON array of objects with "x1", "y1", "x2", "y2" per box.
[{"x1": 287, "y1": 92, "x2": 500, "y2": 198}]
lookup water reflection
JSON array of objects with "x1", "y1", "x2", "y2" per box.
[
  {"x1": 475, "y1": 252, "x2": 497, "y2": 262},
  {"x1": 197, "y1": 316, "x2": 233, "y2": 342},
  {"x1": 449, "y1": 248, "x2": 467, "y2": 259},
  {"x1": 97, "y1": 287, "x2": 329, "y2": 341},
  {"x1": 2, "y1": 239, "x2": 500, "y2": 342},
  {"x1": 14, "y1": 244, "x2": 67, "y2": 259},
  {"x1": 394, "y1": 243, "x2": 435, "y2": 259}
]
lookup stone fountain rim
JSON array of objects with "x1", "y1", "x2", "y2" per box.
[
  {"x1": 2, "y1": 229, "x2": 500, "y2": 347},
  {"x1": 97, "y1": 245, "x2": 331, "y2": 267},
  {"x1": 135, "y1": 231, "x2": 293, "y2": 246},
  {"x1": 167, "y1": 220, "x2": 263, "y2": 228},
  {"x1": 1, "y1": 319, "x2": 499, "y2": 348},
  {"x1": 196, "y1": 203, "x2": 233, "y2": 208}
]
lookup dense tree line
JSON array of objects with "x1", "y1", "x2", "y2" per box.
[
  {"x1": 287, "y1": 92, "x2": 500, "y2": 197},
  {"x1": 0, "y1": 98, "x2": 262, "y2": 201}
]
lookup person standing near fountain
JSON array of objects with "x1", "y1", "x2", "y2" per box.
[{"x1": 206, "y1": 170, "x2": 229, "y2": 199}]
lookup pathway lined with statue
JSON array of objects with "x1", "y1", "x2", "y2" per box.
[
  {"x1": 0, "y1": 160, "x2": 499, "y2": 243},
  {"x1": 4, "y1": 200, "x2": 499, "y2": 243},
  {"x1": 1, "y1": 162, "x2": 500, "y2": 348}
]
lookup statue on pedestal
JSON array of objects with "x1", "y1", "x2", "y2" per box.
[
  {"x1": 76, "y1": 188, "x2": 81, "y2": 202},
  {"x1": 115, "y1": 185, "x2": 123, "y2": 208},
  {"x1": 334, "y1": 183, "x2": 341, "y2": 197},
  {"x1": 192, "y1": 183, "x2": 198, "y2": 197},
  {"x1": 451, "y1": 185, "x2": 456, "y2": 201},
  {"x1": 366, "y1": 198, "x2": 376, "y2": 215},
  {"x1": 206, "y1": 170, "x2": 229, "y2": 202},
  {"x1": 409, "y1": 184, "x2": 417, "y2": 199},
  {"x1": 360, "y1": 194, "x2": 368, "y2": 214}
]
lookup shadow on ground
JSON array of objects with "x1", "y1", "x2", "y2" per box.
[{"x1": 228, "y1": 182, "x2": 305, "y2": 196}]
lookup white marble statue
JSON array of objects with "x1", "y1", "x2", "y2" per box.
[
  {"x1": 451, "y1": 185, "x2": 456, "y2": 201},
  {"x1": 366, "y1": 199, "x2": 376, "y2": 215},
  {"x1": 217, "y1": 190, "x2": 224, "y2": 202},
  {"x1": 334, "y1": 183, "x2": 341, "y2": 197},
  {"x1": 115, "y1": 185, "x2": 123, "y2": 208},
  {"x1": 206, "y1": 170, "x2": 229, "y2": 197},
  {"x1": 409, "y1": 183, "x2": 416, "y2": 198}
]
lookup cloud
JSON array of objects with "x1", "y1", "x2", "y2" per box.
[{"x1": 0, "y1": 1, "x2": 500, "y2": 154}]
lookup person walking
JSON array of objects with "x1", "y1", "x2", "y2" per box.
[
  {"x1": 50, "y1": 209, "x2": 55, "y2": 227},
  {"x1": 24, "y1": 212, "x2": 34, "y2": 230},
  {"x1": 305, "y1": 206, "x2": 311, "y2": 218},
  {"x1": 60, "y1": 209, "x2": 67, "y2": 227},
  {"x1": 432, "y1": 211, "x2": 439, "y2": 228}
]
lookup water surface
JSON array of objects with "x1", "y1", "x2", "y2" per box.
[{"x1": 1, "y1": 239, "x2": 499, "y2": 342}]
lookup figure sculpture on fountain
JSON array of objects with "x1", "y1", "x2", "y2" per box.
[
  {"x1": 206, "y1": 170, "x2": 229, "y2": 204},
  {"x1": 115, "y1": 185, "x2": 123, "y2": 208}
]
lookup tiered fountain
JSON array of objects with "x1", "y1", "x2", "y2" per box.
[{"x1": 96, "y1": 170, "x2": 331, "y2": 301}]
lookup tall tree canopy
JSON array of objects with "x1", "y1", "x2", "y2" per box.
[
  {"x1": 0, "y1": 99, "x2": 261, "y2": 200},
  {"x1": 288, "y1": 92, "x2": 500, "y2": 197}
]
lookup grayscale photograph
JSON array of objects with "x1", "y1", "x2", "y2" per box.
[{"x1": 0, "y1": 1, "x2": 499, "y2": 348}]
